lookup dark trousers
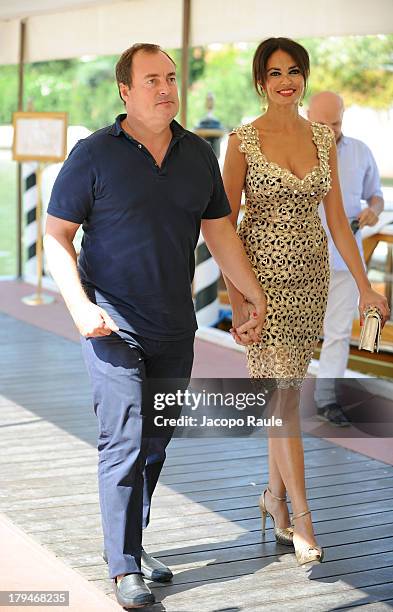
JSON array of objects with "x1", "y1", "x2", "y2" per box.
[{"x1": 81, "y1": 331, "x2": 194, "y2": 579}]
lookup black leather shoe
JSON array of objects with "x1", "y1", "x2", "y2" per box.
[
  {"x1": 317, "y1": 403, "x2": 351, "y2": 427},
  {"x1": 112, "y1": 573, "x2": 155, "y2": 609},
  {"x1": 141, "y1": 548, "x2": 173, "y2": 582},
  {"x1": 103, "y1": 548, "x2": 173, "y2": 583}
]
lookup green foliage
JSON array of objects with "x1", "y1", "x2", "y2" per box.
[
  {"x1": 0, "y1": 160, "x2": 17, "y2": 275},
  {"x1": 188, "y1": 45, "x2": 260, "y2": 130},
  {"x1": 0, "y1": 57, "x2": 124, "y2": 130},
  {"x1": 300, "y1": 35, "x2": 393, "y2": 109},
  {"x1": 0, "y1": 35, "x2": 391, "y2": 131},
  {"x1": 188, "y1": 36, "x2": 393, "y2": 129},
  {"x1": 0, "y1": 65, "x2": 18, "y2": 125},
  {"x1": 0, "y1": 36, "x2": 392, "y2": 275}
]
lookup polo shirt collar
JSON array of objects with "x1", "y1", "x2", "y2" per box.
[{"x1": 109, "y1": 113, "x2": 186, "y2": 141}]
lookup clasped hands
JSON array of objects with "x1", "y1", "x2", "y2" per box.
[{"x1": 230, "y1": 294, "x2": 267, "y2": 346}]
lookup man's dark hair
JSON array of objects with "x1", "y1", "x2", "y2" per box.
[
  {"x1": 252, "y1": 37, "x2": 310, "y2": 97},
  {"x1": 115, "y1": 43, "x2": 176, "y2": 103}
]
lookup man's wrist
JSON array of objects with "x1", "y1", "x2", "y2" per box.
[{"x1": 67, "y1": 295, "x2": 92, "y2": 314}]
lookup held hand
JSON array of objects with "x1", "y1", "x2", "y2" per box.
[
  {"x1": 358, "y1": 208, "x2": 378, "y2": 229},
  {"x1": 359, "y1": 287, "x2": 390, "y2": 328},
  {"x1": 71, "y1": 302, "x2": 120, "y2": 337},
  {"x1": 230, "y1": 301, "x2": 256, "y2": 346},
  {"x1": 230, "y1": 295, "x2": 267, "y2": 346}
]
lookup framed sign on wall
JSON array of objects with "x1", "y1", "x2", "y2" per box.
[{"x1": 12, "y1": 111, "x2": 68, "y2": 163}]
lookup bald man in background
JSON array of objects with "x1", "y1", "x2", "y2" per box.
[{"x1": 308, "y1": 92, "x2": 384, "y2": 426}]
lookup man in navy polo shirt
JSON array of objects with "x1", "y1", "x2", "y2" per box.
[{"x1": 45, "y1": 43, "x2": 266, "y2": 609}]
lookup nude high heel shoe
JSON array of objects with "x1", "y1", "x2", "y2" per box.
[
  {"x1": 290, "y1": 509, "x2": 324, "y2": 566},
  {"x1": 259, "y1": 487, "x2": 293, "y2": 546}
]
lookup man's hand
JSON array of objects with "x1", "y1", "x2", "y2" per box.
[
  {"x1": 71, "y1": 301, "x2": 120, "y2": 337},
  {"x1": 358, "y1": 207, "x2": 378, "y2": 229},
  {"x1": 230, "y1": 295, "x2": 267, "y2": 346}
]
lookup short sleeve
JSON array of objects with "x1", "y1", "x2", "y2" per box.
[
  {"x1": 325, "y1": 125, "x2": 335, "y2": 148},
  {"x1": 361, "y1": 145, "x2": 383, "y2": 201},
  {"x1": 47, "y1": 139, "x2": 95, "y2": 223},
  {"x1": 201, "y1": 147, "x2": 231, "y2": 220},
  {"x1": 229, "y1": 127, "x2": 246, "y2": 154}
]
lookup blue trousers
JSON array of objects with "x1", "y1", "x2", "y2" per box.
[{"x1": 81, "y1": 331, "x2": 194, "y2": 579}]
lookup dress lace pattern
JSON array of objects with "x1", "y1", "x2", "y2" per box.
[{"x1": 232, "y1": 122, "x2": 334, "y2": 389}]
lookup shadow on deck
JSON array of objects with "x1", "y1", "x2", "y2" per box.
[{"x1": 0, "y1": 312, "x2": 392, "y2": 611}]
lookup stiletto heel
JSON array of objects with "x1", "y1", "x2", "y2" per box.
[
  {"x1": 259, "y1": 487, "x2": 293, "y2": 546},
  {"x1": 261, "y1": 506, "x2": 267, "y2": 535},
  {"x1": 290, "y1": 509, "x2": 324, "y2": 566}
]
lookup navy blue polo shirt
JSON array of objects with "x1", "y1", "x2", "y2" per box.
[{"x1": 47, "y1": 114, "x2": 230, "y2": 340}]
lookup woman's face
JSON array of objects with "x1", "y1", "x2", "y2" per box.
[{"x1": 262, "y1": 49, "x2": 305, "y2": 107}]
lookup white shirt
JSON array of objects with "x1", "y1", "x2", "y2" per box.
[{"x1": 319, "y1": 134, "x2": 383, "y2": 271}]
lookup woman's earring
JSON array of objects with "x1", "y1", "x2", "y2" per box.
[
  {"x1": 261, "y1": 89, "x2": 267, "y2": 112},
  {"x1": 299, "y1": 99, "x2": 304, "y2": 107}
]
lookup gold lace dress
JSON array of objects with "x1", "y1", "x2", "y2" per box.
[{"x1": 233, "y1": 122, "x2": 334, "y2": 389}]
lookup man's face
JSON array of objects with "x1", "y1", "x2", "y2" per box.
[
  {"x1": 119, "y1": 50, "x2": 179, "y2": 128},
  {"x1": 308, "y1": 96, "x2": 344, "y2": 142}
]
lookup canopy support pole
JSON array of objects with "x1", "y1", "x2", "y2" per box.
[
  {"x1": 16, "y1": 20, "x2": 26, "y2": 279},
  {"x1": 180, "y1": 0, "x2": 191, "y2": 127}
]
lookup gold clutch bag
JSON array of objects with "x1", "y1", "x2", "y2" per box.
[{"x1": 358, "y1": 307, "x2": 382, "y2": 353}]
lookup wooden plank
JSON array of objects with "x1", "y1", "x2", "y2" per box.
[
  {"x1": 249, "y1": 584, "x2": 393, "y2": 611},
  {"x1": 155, "y1": 448, "x2": 371, "y2": 476},
  {"x1": 147, "y1": 568, "x2": 393, "y2": 610},
  {"x1": 0, "y1": 436, "x2": 335, "y2": 465},
  {"x1": 79, "y1": 549, "x2": 393, "y2": 584},
  {"x1": 1, "y1": 451, "x2": 384, "y2": 484},
  {"x1": 0, "y1": 449, "x2": 96, "y2": 465},
  {"x1": 0, "y1": 446, "x2": 369, "y2": 478},
  {"x1": 5, "y1": 485, "x2": 393, "y2": 522},
  {"x1": 0, "y1": 427, "x2": 98, "y2": 446},
  {"x1": 83, "y1": 567, "x2": 393, "y2": 608},
  {"x1": 7, "y1": 487, "x2": 393, "y2": 529},
  {"x1": 65, "y1": 529, "x2": 393, "y2": 569},
  {"x1": 155, "y1": 463, "x2": 390, "y2": 494},
  {"x1": 45, "y1": 524, "x2": 391, "y2": 567},
  {"x1": 23, "y1": 504, "x2": 393, "y2": 546},
  {"x1": 1, "y1": 466, "x2": 391, "y2": 504},
  {"x1": 2, "y1": 476, "x2": 393, "y2": 515},
  {"x1": 18, "y1": 494, "x2": 392, "y2": 535}
]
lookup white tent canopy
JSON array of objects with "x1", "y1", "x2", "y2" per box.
[{"x1": 1, "y1": 0, "x2": 393, "y2": 66}]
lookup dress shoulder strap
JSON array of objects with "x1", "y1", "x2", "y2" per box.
[
  {"x1": 311, "y1": 122, "x2": 335, "y2": 171},
  {"x1": 313, "y1": 122, "x2": 335, "y2": 153},
  {"x1": 229, "y1": 123, "x2": 260, "y2": 156}
]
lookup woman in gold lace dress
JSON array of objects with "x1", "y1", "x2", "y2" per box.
[{"x1": 223, "y1": 38, "x2": 389, "y2": 566}]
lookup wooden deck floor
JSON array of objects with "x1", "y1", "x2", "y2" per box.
[{"x1": 0, "y1": 312, "x2": 393, "y2": 611}]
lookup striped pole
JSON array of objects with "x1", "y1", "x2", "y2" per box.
[
  {"x1": 23, "y1": 161, "x2": 41, "y2": 281},
  {"x1": 22, "y1": 162, "x2": 54, "y2": 305},
  {"x1": 194, "y1": 232, "x2": 221, "y2": 326}
]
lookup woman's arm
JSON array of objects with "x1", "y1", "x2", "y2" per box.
[
  {"x1": 222, "y1": 133, "x2": 247, "y2": 302},
  {"x1": 222, "y1": 133, "x2": 263, "y2": 344},
  {"x1": 323, "y1": 140, "x2": 390, "y2": 325}
]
